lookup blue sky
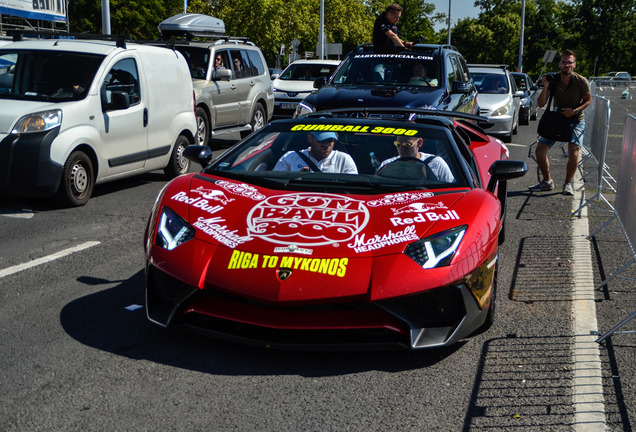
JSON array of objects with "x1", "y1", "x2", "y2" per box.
[{"x1": 430, "y1": 0, "x2": 481, "y2": 31}]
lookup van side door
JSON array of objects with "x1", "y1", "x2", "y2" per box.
[{"x1": 98, "y1": 56, "x2": 148, "y2": 175}]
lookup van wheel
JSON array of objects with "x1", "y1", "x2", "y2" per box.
[
  {"x1": 164, "y1": 135, "x2": 191, "y2": 178},
  {"x1": 196, "y1": 107, "x2": 210, "y2": 147},
  {"x1": 57, "y1": 151, "x2": 94, "y2": 207},
  {"x1": 240, "y1": 103, "x2": 265, "y2": 138}
]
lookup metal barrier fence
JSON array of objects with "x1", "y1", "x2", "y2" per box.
[
  {"x1": 593, "y1": 114, "x2": 636, "y2": 342},
  {"x1": 573, "y1": 95, "x2": 613, "y2": 216},
  {"x1": 589, "y1": 77, "x2": 634, "y2": 93}
]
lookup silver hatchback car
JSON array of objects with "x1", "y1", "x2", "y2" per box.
[{"x1": 469, "y1": 65, "x2": 524, "y2": 142}]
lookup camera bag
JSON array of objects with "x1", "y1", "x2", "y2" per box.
[{"x1": 537, "y1": 77, "x2": 577, "y2": 142}]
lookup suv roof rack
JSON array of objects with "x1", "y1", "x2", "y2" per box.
[{"x1": 7, "y1": 30, "x2": 129, "y2": 48}]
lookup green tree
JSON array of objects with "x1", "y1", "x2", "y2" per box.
[
  {"x1": 188, "y1": 0, "x2": 375, "y2": 65},
  {"x1": 69, "y1": 0, "x2": 183, "y2": 39}
]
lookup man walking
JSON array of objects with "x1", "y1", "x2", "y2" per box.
[{"x1": 529, "y1": 49, "x2": 591, "y2": 195}]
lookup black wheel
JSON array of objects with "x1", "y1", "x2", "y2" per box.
[
  {"x1": 57, "y1": 151, "x2": 94, "y2": 207},
  {"x1": 196, "y1": 107, "x2": 210, "y2": 147},
  {"x1": 164, "y1": 135, "x2": 191, "y2": 178},
  {"x1": 240, "y1": 103, "x2": 266, "y2": 138}
]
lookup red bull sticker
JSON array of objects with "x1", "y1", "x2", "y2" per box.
[
  {"x1": 246, "y1": 193, "x2": 370, "y2": 246},
  {"x1": 192, "y1": 186, "x2": 235, "y2": 205},
  {"x1": 390, "y1": 210, "x2": 460, "y2": 226},
  {"x1": 170, "y1": 191, "x2": 224, "y2": 215},
  {"x1": 227, "y1": 250, "x2": 348, "y2": 277},
  {"x1": 391, "y1": 201, "x2": 448, "y2": 215}
]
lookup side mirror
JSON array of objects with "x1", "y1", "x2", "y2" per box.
[
  {"x1": 183, "y1": 145, "x2": 214, "y2": 168},
  {"x1": 486, "y1": 159, "x2": 527, "y2": 193},
  {"x1": 212, "y1": 68, "x2": 232, "y2": 81},
  {"x1": 314, "y1": 76, "x2": 327, "y2": 89},
  {"x1": 102, "y1": 90, "x2": 130, "y2": 111},
  {"x1": 513, "y1": 90, "x2": 525, "y2": 98},
  {"x1": 451, "y1": 80, "x2": 472, "y2": 94}
]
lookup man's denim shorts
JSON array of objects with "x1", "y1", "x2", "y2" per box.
[{"x1": 539, "y1": 118, "x2": 586, "y2": 147}]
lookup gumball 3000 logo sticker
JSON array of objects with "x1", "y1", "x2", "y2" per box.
[
  {"x1": 215, "y1": 180, "x2": 265, "y2": 201},
  {"x1": 246, "y1": 193, "x2": 370, "y2": 246},
  {"x1": 367, "y1": 191, "x2": 434, "y2": 207}
]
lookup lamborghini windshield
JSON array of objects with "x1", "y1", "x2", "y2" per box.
[{"x1": 207, "y1": 118, "x2": 469, "y2": 191}]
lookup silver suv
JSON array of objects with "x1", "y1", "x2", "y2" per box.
[{"x1": 159, "y1": 14, "x2": 274, "y2": 146}]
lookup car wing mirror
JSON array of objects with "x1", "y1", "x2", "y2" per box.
[
  {"x1": 102, "y1": 90, "x2": 130, "y2": 111},
  {"x1": 486, "y1": 160, "x2": 527, "y2": 193},
  {"x1": 314, "y1": 76, "x2": 327, "y2": 89},
  {"x1": 513, "y1": 90, "x2": 525, "y2": 97},
  {"x1": 183, "y1": 145, "x2": 214, "y2": 168},
  {"x1": 212, "y1": 68, "x2": 232, "y2": 81},
  {"x1": 451, "y1": 80, "x2": 472, "y2": 94}
]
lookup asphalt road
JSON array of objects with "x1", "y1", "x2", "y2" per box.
[{"x1": 0, "y1": 92, "x2": 634, "y2": 431}]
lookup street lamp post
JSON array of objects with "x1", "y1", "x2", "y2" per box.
[
  {"x1": 517, "y1": 0, "x2": 526, "y2": 72},
  {"x1": 447, "y1": 0, "x2": 451, "y2": 45}
]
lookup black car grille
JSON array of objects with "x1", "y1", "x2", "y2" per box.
[
  {"x1": 146, "y1": 264, "x2": 198, "y2": 325},
  {"x1": 377, "y1": 285, "x2": 465, "y2": 329},
  {"x1": 147, "y1": 265, "x2": 466, "y2": 348}
]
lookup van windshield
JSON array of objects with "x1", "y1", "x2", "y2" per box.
[{"x1": 0, "y1": 50, "x2": 105, "y2": 101}]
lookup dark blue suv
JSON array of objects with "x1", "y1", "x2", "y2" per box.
[{"x1": 294, "y1": 44, "x2": 478, "y2": 117}]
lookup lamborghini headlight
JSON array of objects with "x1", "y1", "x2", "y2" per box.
[
  {"x1": 155, "y1": 206, "x2": 195, "y2": 250},
  {"x1": 12, "y1": 110, "x2": 62, "y2": 134},
  {"x1": 404, "y1": 226, "x2": 467, "y2": 268}
]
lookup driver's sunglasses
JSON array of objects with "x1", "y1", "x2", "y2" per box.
[
  {"x1": 215, "y1": 58, "x2": 222, "y2": 62},
  {"x1": 394, "y1": 140, "x2": 417, "y2": 148}
]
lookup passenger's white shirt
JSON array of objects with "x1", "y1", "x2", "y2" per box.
[
  {"x1": 273, "y1": 148, "x2": 358, "y2": 174},
  {"x1": 378, "y1": 153, "x2": 455, "y2": 182}
]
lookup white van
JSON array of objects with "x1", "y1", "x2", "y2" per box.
[{"x1": 0, "y1": 37, "x2": 197, "y2": 206}]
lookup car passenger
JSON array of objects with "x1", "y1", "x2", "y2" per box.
[
  {"x1": 233, "y1": 56, "x2": 245, "y2": 78},
  {"x1": 409, "y1": 63, "x2": 438, "y2": 87},
  {"x1": 273, "y1": 132, "x2": 358, "y2": 173},
  {"x1": 377, "y1": 135, "x2": 454, "y2": 182}
]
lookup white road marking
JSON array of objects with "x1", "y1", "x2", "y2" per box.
[
  {"x1": 0, "y1": 241, "x2": 101, "y2": 279},
  {"x1": 571, "y1": 175, "x2": 608, "y2": 431}
]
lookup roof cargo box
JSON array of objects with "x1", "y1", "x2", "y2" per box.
[{"x1": 159, "y1": 13, "x2": 225, "y2": 39}]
